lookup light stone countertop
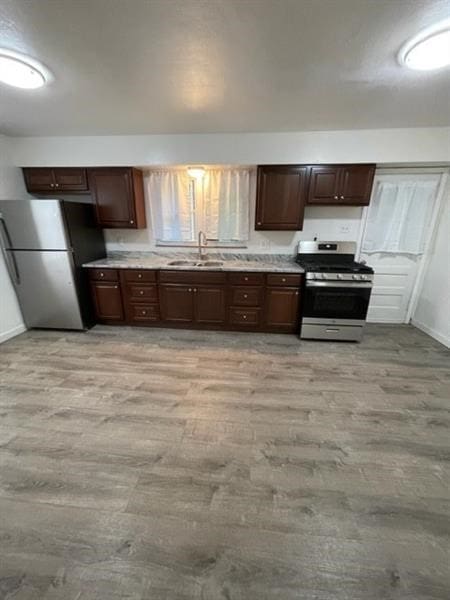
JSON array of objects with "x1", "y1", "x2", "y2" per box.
[{"x1": 83, "y1": 251, "x2": 305, "y2": 273}]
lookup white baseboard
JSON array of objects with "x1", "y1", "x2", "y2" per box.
[
  {"x1": 411, "y1": 319, "x2": 450, "y2": 348},
  {"x1": 0, "y1": 324, "x2": 27, "y2": 344}
]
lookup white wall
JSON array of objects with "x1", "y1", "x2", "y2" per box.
[
  {"x1": 412, "y1": 178, "x2": 450, "y2": 348},
  {"x1": 9, "y1": 127, "x2": 450, "y2": 167},
  {"x1": 0, "y1": 135, "x2": 27, "y2": 343}
]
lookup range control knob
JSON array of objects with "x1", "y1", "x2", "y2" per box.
[
  {"x1": 322, "y1": 274, "x2": 328, "y2": 280},
  {"x1": 352, "y1": 275, "x2": 359, "y2": 280},
  {"x1": 337, "y1": 274, "x2": 343, "y2": 280},
  {"x1": 360, "y1": 275, "x2": 367, "y2": 280}
]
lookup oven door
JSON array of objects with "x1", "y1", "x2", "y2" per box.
[{"x1": 302, "y1": 281, "x2": 372, "y2": 322}]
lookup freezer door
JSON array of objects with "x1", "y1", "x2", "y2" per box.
[
  {"x1": 0, "y1": 199, "x2": 70, "y2": 250},
  {"x1": 7, "y1": 250, "x2": 84, "y2": 330}
]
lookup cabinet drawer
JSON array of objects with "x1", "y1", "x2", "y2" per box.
[
  {"x1": 121, "y1": 269, "x2": 156, "y2": 283},
  {"x1": 228, "y1": 272, "x2": 265, "y2": 286},
  {"x1": 88, "y1": 268, "x2": 119, "y2": 282},
  {"x1": 159, "y1": 270, "x2": 227, "y2": 284},
  {"x1": 231, "y1": 286, "x2": 263, "y2": 307},
  {"x1": 128, "y1": 304, "x2": 160, "y2": 322},
  {"x1": 266, "y1": 273, "x2": 302, "y2": 287},
  {"x1": 124, "y1": 284, "x2": 158, "y2": 303},
  {"x1": 229, "y1": 307, "x2": 261, "y2": 327}
]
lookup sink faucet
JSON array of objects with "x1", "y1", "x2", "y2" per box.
[{"x1": 198, "y1": 230, "x2": 207, "y2": 261}]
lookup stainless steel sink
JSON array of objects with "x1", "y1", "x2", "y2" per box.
[
  {"x1": 167, "y1": 260, "x2": 198, "y2": 266},
  {"x1": 167, "y1": 259, "x2": 224, "y2": 268},
  {"x1": 198, "y1": 261, "x2": 223, "y2": 267}
]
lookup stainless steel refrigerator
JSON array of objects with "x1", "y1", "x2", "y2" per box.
[{"x1": 0, "y1": 199, "x2": 105, "y2": 330}]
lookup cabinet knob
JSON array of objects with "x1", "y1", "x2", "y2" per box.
[
  {"x1": 55, "y1": 183, "x2": 59, "y2": 188},
  {"x1": 282, "y1": 278, "x2": 286, "y2": 282},
  {"x1": 113, "y1": 285, "x2": 118, "y2": 289},
  {"x1": 142, "y1": 310, "x2": 147, "y2": 315},
  {"x1": 257, "y1": 221, "x2": 262, "y2": 225},
  {"x1": 188, "y1": 288, "x2": 192, "y2": 292},
  {"x1": 138, "y1": 273, "x2": 142, "y2": 278},
  {"x1": 130, "y1": 220, "x2": 134, "y2": 224},
  {"x1": 243, "y1": 315, "x2": 247, "y2": 319},
  {"x1": 139, "y1": 290, "x2": 144, "y2": 295},
  {"x1": 333, "y1": 195, "x2": 338, "y2": 200},
  {"x1": 295, "y1": 291, "x2": 299, "y2": 295},
  {"x1": 50, "y1": 183, "x2": 54, "y2": 188},
  {"x1": 340, "y1": 195, "x2": 344, "y2": 200},
  {"x1": 100, "y1": 272, "x2": 104, "y2": 277},
  {"x1": 244, "y1": 277, "x2": 248, "y2": 281},
  {"x1": 243, "y1": 294, "x2": 248, "y2": 299}
]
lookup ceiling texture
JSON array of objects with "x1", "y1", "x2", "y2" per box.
[{"x1": 0, "y1": 0, "x2": 449, "y2": 136}]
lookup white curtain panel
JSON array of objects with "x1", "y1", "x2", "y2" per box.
[
  {"x1": 362, "y1": 177, "x2": 439, "y2": 255},
  {"x1": 148, "y1": 171, "x2": 194, "y2": 242},
  {"x1": 202, "y1": 169, "x2": 251, "y2": 242}
]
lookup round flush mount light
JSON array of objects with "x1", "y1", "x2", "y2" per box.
[
  {"x1": 399, "y1": 20, "x2": 450, "y2": 71},
  {"x1": 0, "y1": 49, "x2": 52, "y2": 89}
]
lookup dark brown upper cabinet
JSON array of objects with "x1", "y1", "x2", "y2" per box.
[
  {"x1": 307, "y1": 164, "x2": 375, "y2": 206},
  {"x1": 23, "y1": 168, "x2": 88, "y2": 193},
  {"x1": 255, "y1": 165, "x2": 308, "y2": 231},
  {"x1": 88, "y1": 167, "x2": 146, "y2": 229}
]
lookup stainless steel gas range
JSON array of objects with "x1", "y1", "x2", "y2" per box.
[{"x1": 296, "y1": 241, "x2": 374, "y2": 342}]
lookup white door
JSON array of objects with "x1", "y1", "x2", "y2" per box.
[{"x1": 359, "y1": 173, "x2": 442, "y2": 323}]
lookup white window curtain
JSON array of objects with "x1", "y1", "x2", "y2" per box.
[
  {"x1": 148, "y1": 168, "x2": 251, "y2": 244},
  {"x1": 148, "y1": 171, "x2": 195, "y2": 242},
  {"x1": 362, "y1": 176, "x2": 439, "y2": 255},
  {"x1": 202, "y1": 169, "x2": 250, "y2": 242}
]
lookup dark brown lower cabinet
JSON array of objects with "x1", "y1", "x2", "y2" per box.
[
  {"x1": 90, "y1": 281, "x2": 124, "y2": 323},
  {"x1": 159, "y1": 284, "x2": 195, "y2": 323},
  {"x1": 88, "y1": 268, "x2": 302, "y2": 333},
  {"x1": 194, "y1": 286, "x2": 226, "y2": 325},
  {"x1": 265, "y1": 287, "x2": 300, "y2": 332}
]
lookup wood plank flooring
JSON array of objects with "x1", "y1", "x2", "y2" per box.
[{"x1": 0, "y1": 324, "x2": 449, "y2": 599}]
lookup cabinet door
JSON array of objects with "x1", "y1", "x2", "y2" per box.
[
  {"x1": 160, "y1": 285, "x2": 194, "y2": 323},
  {"x1": 307, "y1": 166, "x2": 341, "y2": 204},
  {"x1": 88, "y1": 168, "x2": 137, "y2": 228},
  {"x1": 23, "y1": 168, "x2": 55, "y2": 192},
  {"x1": 194, "y1": 285, "x2": 226, "y2": 325},
  {"x1": 53, "y1": 168, "x2": 88, "y2": 192},
  {"x1": 90, "y1": 281, "x2": 124, "y2": 322},
  {"x1": 339, "y1": 165, "x2": 375, "y2": 205},
  {"x1": 255, "y1": 166, "x2": 308, "y2": 230},
  {"x1": 265, "y1": 287, "x2": 300, "y2": 332}
]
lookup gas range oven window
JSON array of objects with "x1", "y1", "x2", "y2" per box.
[{"x1": 303, "y1": 286, "x2": 371, "y2": 321}]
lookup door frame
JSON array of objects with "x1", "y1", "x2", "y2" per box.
[{"x1": 355, "y1": 167, "x2": 449, "y2": 324}]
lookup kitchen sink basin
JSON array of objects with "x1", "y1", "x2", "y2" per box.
[{"x1": 167, "y1": 260, "x2": 224, "y2": 268}]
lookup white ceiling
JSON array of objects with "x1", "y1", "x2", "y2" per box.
[{"x1": 0, "y1": 0, "x2": 449, "y2": 136}]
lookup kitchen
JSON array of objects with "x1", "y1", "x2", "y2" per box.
[{"x1": 0, "y1": 1, "x2": 449, "y2": 599}]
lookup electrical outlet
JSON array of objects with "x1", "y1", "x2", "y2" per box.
[{"x1": 339, "y1": 225, "x2": 350, "y2": 234}]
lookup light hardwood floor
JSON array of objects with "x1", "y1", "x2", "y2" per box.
[{"x1": 0, "y1": 324, "x2": 449, "y2": 600}]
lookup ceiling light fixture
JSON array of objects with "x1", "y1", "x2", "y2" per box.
[
  {"x1": 0, "y1": 49, "x2": 51, "y2": 89},
  {"x1": 187, "y1": 167, "x2": 205, "y2": 179},
  {"x1": 399, "y1": 20, "x2": 450, "y2": 71}
]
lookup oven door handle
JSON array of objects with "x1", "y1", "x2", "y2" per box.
[{"x1": 306, "y1": 281, "x2": 373, "y2": 288}]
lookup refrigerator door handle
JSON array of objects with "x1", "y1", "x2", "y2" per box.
[{"x1": 0, "y1": 216, "x2": 21, "y2": 284}]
